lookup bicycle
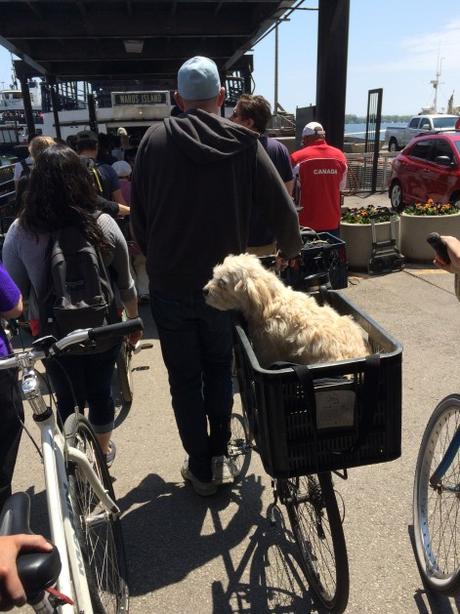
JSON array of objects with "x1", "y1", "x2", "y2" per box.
[
  {"x1": 0, "y1": 317, "x2": 143, "y2": 613},
  {"x1": 115, "y1": 335, "x2": 153, "y2": 427},
  {"x1": 228, "y1": 284, "x2": 402, "y2": 612},
  {"x1": 413, "y1": 395, "x2": 460, "y2": 595}
]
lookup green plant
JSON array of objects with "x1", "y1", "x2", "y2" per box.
[
  {"x1": 341, "y1": 205, "x2": 394, "y2": 224},
  {"x1": 403, "y1": 199, "x2": 459, "y2": 216}
]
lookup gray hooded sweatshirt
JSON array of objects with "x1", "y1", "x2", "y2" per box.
[{"x1": 131, "y1": 108, "x2": 302, "y2": 295}]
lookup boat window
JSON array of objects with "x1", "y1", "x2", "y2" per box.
[
  {"x1": 432, "y1": 117, "x2": 457, "y2": 129},
  {"x1": 429, "y1": 139, "x2": 454, "y2": 163},
  {"x1": 409, "y1": 118, "x2": 420, "y2": 128},
  {"x1": 409, "y1": 140, "x2": 432, "y2": 160}
]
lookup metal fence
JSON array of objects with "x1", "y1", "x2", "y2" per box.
[
  {"x1": 343, "y1": 151, "x2": 396, "y2": 194},
  {"x1": 0, "y1": 164, "x2": 16, "y2": 234}
]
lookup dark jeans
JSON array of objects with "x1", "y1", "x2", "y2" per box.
[
  {"x1": 151, "y1": 290, "x2": 233, "y2": 482},
  {"x1": 44, "y1": 343, "x2": 121, "y2": 433},
  {"x1": 0, "y1": 369, "x2": 24, "y2": 511}
]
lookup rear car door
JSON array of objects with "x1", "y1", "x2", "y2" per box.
[
  {"x1": 405, "y1": 139, "x2": 433, "y2": 202},
  {"x1": 425, "y1": 138, "x2": 458, "y2": 202}
]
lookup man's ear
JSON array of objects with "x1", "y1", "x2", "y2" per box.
[
  {"x1": 174, "y1": 91, "x2": 185, "y2": 111},
  {"x1": 216, "y1": 87, "x2": 226, "y2": 109}
]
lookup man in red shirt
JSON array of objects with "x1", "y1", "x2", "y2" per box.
[{"x1": 291, "y1": 122, "x2": 348, "y2": 235}]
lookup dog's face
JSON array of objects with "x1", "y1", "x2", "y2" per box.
[{"x1": 204, "y1": 253, "x2": 268, "y2": 312}]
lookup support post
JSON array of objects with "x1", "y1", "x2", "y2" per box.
[
  {"x1": 274, "y1": 23, "x2": 279, "y2": 114},
  {"x1": 18, "y1": 77, "x2": 36, "y2": 140},
  {"x1": 49, "y1": 83, "x2": 62, "y2": 141},
  {"x1": 316, "y1": 0, "x2": 350, "y2": 149},
  {"x1": 87, "y1": 93, "x2": 98, "y2": 133}
]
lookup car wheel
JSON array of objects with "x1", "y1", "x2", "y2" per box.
[
  {"x1": 390, "y1": 181, "x2": 404, "y2": 211},
  {"x1": 388, "y1": 139, "x2": 398, "y2": 152}
]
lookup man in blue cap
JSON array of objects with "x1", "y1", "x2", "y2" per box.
[{"x1": 131, "y1": 56, "x2": 302, "y2": 496}]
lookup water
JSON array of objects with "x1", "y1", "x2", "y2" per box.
[{"x1": 345, "y1": 122, "x2": 406, "y2": 141}]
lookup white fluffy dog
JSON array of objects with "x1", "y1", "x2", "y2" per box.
[{"x1": 204, "y1": 253, "x2": 368, "y2": 368}]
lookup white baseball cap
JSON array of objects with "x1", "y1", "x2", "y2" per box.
[
  {"x1": 112, "y1": 160, "x2": 132, "y2": 177},
  {"x1": 177, "y1": 56, "x2": 221, "y2": 101},
  {"x1": 302, "y1": 121, "x2": 325, "y2": 137}
]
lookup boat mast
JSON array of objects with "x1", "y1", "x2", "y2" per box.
[{"x1": 430, "y1": 56, "x2": 444, "y2": 113}]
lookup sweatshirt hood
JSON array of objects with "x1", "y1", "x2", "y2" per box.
[{"x1": 164, "y1": 108, "x2": 258, "y2": 164}]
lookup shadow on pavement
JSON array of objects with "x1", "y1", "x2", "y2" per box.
[{"x1": 120, "y1": 472, "x2": 315, "y2": 612}]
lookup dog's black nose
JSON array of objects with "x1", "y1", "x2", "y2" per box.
[{"x1": 203, "y1": 288, "x2": 209, "y2": 296}]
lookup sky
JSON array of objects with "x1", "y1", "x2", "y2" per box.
[{"x1": 1, "y1": 0, "x2": 460, "y2": 117}]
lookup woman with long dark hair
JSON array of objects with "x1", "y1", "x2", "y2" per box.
[{"x1": 3, "y1": 144, "x2": 140, "y2": 464}]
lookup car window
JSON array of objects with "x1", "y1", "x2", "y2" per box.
[
  {"x1": 432, "y1": 117, "x2": 458, "y2": 129},
  {"x1": 419, "y1": 118, "x2": 431, "y2": 129},
  {"x1": 429, "y1": 139, "x2": 454, "y2": 163},
  {"x1": 409, "y1": 118, "x2": 420, "y2": 128},
  {"x1": 409, "y1": 139, "x2": 432, "y2": 160},
  {"x1": 455, "y1": 142, "x2": 460, "y2": 157}
]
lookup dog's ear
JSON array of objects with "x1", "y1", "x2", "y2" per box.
[
  {"x1": 234, "y1": 279, "x2": 245, "y2": 293},
  {"x1": 245, "y1": 277, "x2": 272, "y2": 315}
]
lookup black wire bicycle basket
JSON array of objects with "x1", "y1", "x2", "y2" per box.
[{"x1": 233, "y1": 290, "x2": 402, "y2": 478}]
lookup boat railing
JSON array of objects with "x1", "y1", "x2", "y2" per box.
[{"x1": 0, "y1": 163, "x2": 15, "y2": 209}]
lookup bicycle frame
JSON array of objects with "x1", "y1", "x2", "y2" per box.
[
  {"x1": 21, "y1": 359, "x2": 120, "y2": 613},
  {"x1": 429, "y1": 425, "x2": 460, "y2": 490}
]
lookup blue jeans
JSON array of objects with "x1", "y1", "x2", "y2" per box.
[
  {"x1": 45, "y1": 343, "x2": 121, "y2": 433},
  {"x1": 151, "y1": 290, "x2": 233, "y2": 482}
]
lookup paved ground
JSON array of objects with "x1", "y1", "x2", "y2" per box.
[{"x1": 12, "y1": 205, "x2": 460, "y2": 613}]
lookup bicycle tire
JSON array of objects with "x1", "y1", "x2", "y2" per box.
[
  {"x1": 117, "y1": 341, "x2": 134, "y2": 405},
  {"x1": 413, "y1": 394, "x2": 460, "y2": 595},
  {"x1": 64, "y1": 414, "x2": 129, "y2": 613},
  {"x1": 228, "y1": 412, "x2": 252, "y2": 482},
  {"x1": 282, "y1": 473, "x2": 349, "y2": 613}
]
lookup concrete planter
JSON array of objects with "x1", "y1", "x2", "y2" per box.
[
  {"x1": 400, "y1": 212, "x2": 460, "y2": 262},
  {"x1": 340, "y1": 218, "x2": 400, "y2": 271}
]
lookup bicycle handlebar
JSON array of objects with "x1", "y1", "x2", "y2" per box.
[{"x1": 0, "y1": 318, "x2": 144, "y2": 371}]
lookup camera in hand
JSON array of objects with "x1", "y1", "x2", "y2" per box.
[{"x1": 426, "y1": 232, "x2": 451, "y2": 264}]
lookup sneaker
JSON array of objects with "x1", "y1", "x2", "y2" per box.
[
  {"x1": 105, "y1": 440, "x2": 117, "y2": 468},
  {"x1": 212, "y1": 455, "x2": 238, "y2": 485},
  {"x1": 181, "y1": 461, "x2": 217, "y2": 496}
]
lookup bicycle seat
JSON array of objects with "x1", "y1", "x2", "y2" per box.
[{"x1": 0, "y1": 493, "x2": 61, "y2": 601}]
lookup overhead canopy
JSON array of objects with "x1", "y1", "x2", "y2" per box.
[{"x1": 0, "y1": 0, "x2": 296, "y2": 83}]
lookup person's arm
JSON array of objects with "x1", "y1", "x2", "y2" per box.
[
  {"x1": 99, "y1": 215, "x2": 141, "y2": 344},
  {"x1": 111, "y1": 188, "x2": 127, "y2": 207},
  {"x1": 95, "y1": 195, "x2": 130, "y2": 218},
  {"x1": 130, "y1": 147, "x2": 147, "y2": 255},
  {"x1": 254, "y1": 143, "x2": 303, "y2": 258},
  {"x1": 0, "y1": 295, "x2": 23, "y2": 320},
  {"x1": 284, "y1": 179, "x2": 294, "y2": 196},
  {"x1": 1, "y1": 229, "x2": 31, "y2": 301},
  {"x1": 0, "y1": 534, "x2": 52, "y2": 610}
]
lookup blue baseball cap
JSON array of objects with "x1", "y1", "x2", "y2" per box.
[{"x1": 177, "y1": 56, "x2": 221, "y2": 101}]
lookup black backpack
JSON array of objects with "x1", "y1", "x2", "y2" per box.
[{"x1": 39, "y1": 216, "x2": 118, "y2": 348}]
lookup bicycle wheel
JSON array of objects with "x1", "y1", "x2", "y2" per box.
[
  {"x1": 64, "y1": 414, "x2": 129, "y2": 613},
  {"x1": 228, "y1": 412, "x2": 252, "y2": 481},
  {"x1": 413, "y1": 394, "x2": 460, "y2": 595},
  {"x1": 281, "y1": 473, "x2": 349, "y2": 612},
  {"x1": 117, "y1": 341, "x2": 134, "y2": 406}
]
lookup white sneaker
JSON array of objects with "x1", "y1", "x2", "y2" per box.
[{"x1": 212, "y1": 455, "x2": 238, "y2": 485}]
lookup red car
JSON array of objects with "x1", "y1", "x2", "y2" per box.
[{"x1": 389, "y1": 132, "x2": 460, "y2": 210}]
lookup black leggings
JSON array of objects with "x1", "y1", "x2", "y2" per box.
[{"x1": 0, "y1": 369, "x2": 24, "y2": 511}]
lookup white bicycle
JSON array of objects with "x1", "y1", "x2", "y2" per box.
[{"x1": 0, "y1": 318, "x2": 143, "y2": 613}]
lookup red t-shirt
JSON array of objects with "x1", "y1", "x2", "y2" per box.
[{"x1": 291, "y1": 141, "x2": 347, "y2": 231}]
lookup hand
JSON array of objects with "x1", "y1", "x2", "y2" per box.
[
  {"x1": 0, "y1": 534, "x2": 52, "y2": 610},
  {"x1": 435, "y1": 236, "x2": 460, "y2": 273},
  {"x1": 127, "y1": 329, "x2": 143, "y2": 347},
  {"x1": 275, "y1": 250, "x2": 289, "y2": 271}
]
